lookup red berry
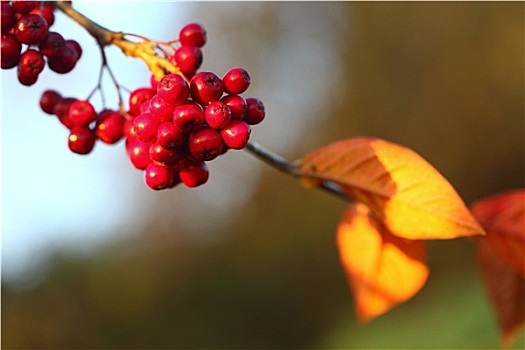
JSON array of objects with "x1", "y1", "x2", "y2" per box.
[
  {"x1": 18, "y1": 48, "x2": 45, "y2": 76},
  {"x1": 157, "y1": 121, "x2": 183, "y2": 149},
  {"x1": 68, "y1": 100, "x2": 97, "y2": 127},
  {"x1": 47, "y1": 40, "x2": 80, "y2": 74},
  {"x1": 95, "y1": 110, "x2": 125, "y2": 144},
  {"x1": 17, "y1": 67, "x2": 38, "y2": 86},
  {"x1": 11, "y1": 1, "x2": 37, "y2": 14},
  {"x1": 30, "y1": 4, "x2": 55, "y2": 27},
  {"x1": 133, "y1": 111, "x2": 160, "y2": 143},
  {"x1": 172, "y1": 102, "x2": 204, "y2": 133},
  {"x1": 126, "y1": 139, "x2": 153, "y2": 170},
  {"x1": 190, "y1": 71, "x2": 224, "y2": 106},
  {"x1": 223, "y1": 67, "x2": 251, "y2": 95},
  {"x1": 1, "y1": 33, "x2": 22, "y2": 69},
  {"x1": 65, "y1": 39, "x2": 82, "y2": 59},
  {"x1": 144, "y1": 162, "x2": 172, "y2": 190},
  {"x1": 149, "y1": 142, "x2": 180, "y2": 165},
  {"x1": 220, "y1": 120, "x2": 251, "y2": 149},
  {"x1": 14, "y1": 14, "x2": 48, "y2": 45},
  {"x1": 157, "y1": 73, "x2": 189, "y2": 106},
  {"x1": 220, "y1": 94, "x2": 247, "y2": 121},
  {"x1": 128, "y1": 87, "x2": 156, "y2": 116},
  {"x1": 244, "y1": 97, "x2": 265, "y2": 125},
  {"x1": 179, "y1": 162, "x2": 209, "y2": 188},
  {"x1": 38, "y1": 31, "x2": 66, "y2": 58},
  {"x1": 173, "y1": 45, "x2": 203, "y2": 73},
  {"x1": 179, "y1": 23, "x2": 207, "y2": 47},
  {"x1": 188, "y1": 127, "x2": 223, "y2": 161},
  {"x1": 40, "y1": 89, "x2": 62, "y2": 115},
  {"x1": 1, "y1": 3, "x2": 17, "y2": 34},
  {"x1": 149, "y1": 94, "x2": 175, "y2": 123},
  {"x1": 205, "y1": 101, "x2": 231, "y2": 129},
  {"x1": 68, "y1": 126, "x2": 96, "y2": 155},
  {"x1": 53, "y1": 97, "x2": 77, "y2": 129}
]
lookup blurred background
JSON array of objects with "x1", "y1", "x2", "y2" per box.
[{"x1": 2, "y1": 1, "x2": 523, "y2": 348}]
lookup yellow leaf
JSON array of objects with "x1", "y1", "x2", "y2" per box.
[
  {"x1": 337, "y1": 203, "x2": 429, "y2": 322},
  {"x1": 301, "y1": 137, "x2": 484, "y2": 240}
]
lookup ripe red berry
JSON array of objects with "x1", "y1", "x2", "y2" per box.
[
  {"x1": 1, "y1": 3, "x2": 17, "y2": 34},
  {"x1": 53, "y1": 97, "x2": 77, "y2": 129},
  {"x1": 68, "y1": 126, "x2": 96, "y2": 155},
  {"x1": 179, "y1": 23, "x2": 207, "y2": 48},
  {"x1": 68, "y1": 100, "x2": 97, "y2": 127},
  {"x1": 17, "y1": 67, "x2": 38, "y2": 86},
  {"x1": 11, "y1": 1, "x2": 37, "y2": 14},
  {"x1": 179, "y1": 162, "x2": 209, "y2": 188},
  {"x1": 65, "y1": 39, "x2": 82, "y2": 59},
  {"x1": 95, "y1": 110, "x2": 125, "y2": 144},
  {"x1": 173, "y1": 45, "x2": 203, "y2": 73},
  {"x1": 205, "y1": 101, "x2": 231, "y2": 129},
  {"x1": 149, "y1": 94, "x2": 175, "y2": 123},
  {"x1": 47, "y1": 40, "x2": 80, "y2": 74},
  {"x1": 220, "y1": 94, "x2": 247, "y2": 120},
  {"x1": 144, "y1": 162, "x2": 172, "y2": 190},
  {"x1": 188, "y1": 127, "x2": 223, "y2": 161},
  {"x1": 133, "y1": 111, "x2": 160, "y2": 143},
  {"x1": 157, "y1": 73, "x2": 189, "y2": 106},
  {"x1": 190, "y1": 71, "x2": 224, "y2": 106},
  {"x1": 126, "y1": 139, "x2": 153, "y2": 170},
  {"x1": 157, "y1": 121, "x2": 183, "y2": 149},
  {"x1": 38, "y1": 31, "x2": 66, "y2": 58},
  {"x1": 244, "y1": 97, "x2": 266, "y2": 125},
  {"x1": 30, "y1": 4, "x2": 55, "y2": 27},
  {"x1": 149, "y1": 142, "x2": 181, "y2": 165},
  {"x1": 1, "y1": 33, "x2": 22, "y2": 69},
  {"x1": 223, "y1": 67, "x2": 251, "y2": 95},
  {"x1": 14, "y1": 14, "x2": 48, "y2": 45},
  {"x1": 40, "y1": 89, "x2": 62, "y2": 115},
  {"x1": 128, "y1": 87, "x2": 156, "y2": 116},
  {"x1": 172, "y1": 102, "x2": 204, "y2": 133},
  {"x1": 18, "y1": 48, "x2": 45, "y2": 76},
  {"x1": 220, "y1": 120, "x2": 251, "y2": 149}
]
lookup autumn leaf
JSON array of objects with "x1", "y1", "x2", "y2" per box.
[
  {"x1": 337, "y1": 202, "x2": 429, "y2": 322},
  {"x1": 300, "y1": 137, "x2": 484, "y2": 240},
  {"x1": 471, "y1": 190, "x2": 525, "y2": 348}
]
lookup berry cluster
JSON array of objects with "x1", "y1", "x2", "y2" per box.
[
  {"x1": 38, "y1": 22, "x2": 265, "y2": 191},
  {"x1": 1, "y1": 0, "x2": 82, "y2": 85}
]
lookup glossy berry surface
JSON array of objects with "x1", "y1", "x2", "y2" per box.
[
  {"x1": 14, "y1": 14, "x2": 48, "y2": 45},
  {"x1": 47, "y1": 41, "x2": 80, "y2": 74},
  {"x1": 18, "y1": 48, "x2": 45, "y2": 76},
  {"x1": 40, "y1": 89, "x2": 62, "y2": 115},
  {"x1": 223, "y1": 67, "x2": 251, "y2": 95},
  {"x1": 149, "y1": 142, "x2": 180, "y2": 165},
  {"x1": 128, "y1": 87, "x2": 156, "y2": 116},
  {"x1": 1, "y1": 3, "x2": 17, "y2": 34},
  {"x1": 188, "y1": 127, "x2": 223, "y2": 161},
  {"x1": 133, "y1": 111, "x2": 160, "y2": 143},
  {"x1": 173, "y1": 45, "x2": 203, "y2": 74},
  {"x1": 149, "y1": 94, "x2": 175, "y2": 123},
  {"x1": 68, "y1": 100, "x2": 97, "y2": 127},
  {"x1": 95, "y1": 110, "x2": 125, "y2": 144},
  {"x1": 126, "y1": 139, "x2": 153, "y2": 170},
  {"x1": 157, "y1": 73, "x2": 189, "y2": 106},
  {"x1": 179, "y1": 23, "x2": 207, "y2": 47},
  {"x1": 179, "y1": 162, "x2": 209, "y2": 188},
  {"x1": 173, "y1": 102, "x2": 204, "y2": 133},
  {"x1": 205, "y1": 101, "x2": 231, "y2": 129},
  {"x1": 17, "y1": 67, "x2": 38, "y2": 86},
  {"x1": 221, "y1": 94, "x2": 247, "y2": 120},
  {"x1": 38, "y1": 31, "x2": 66, "y2": 58},
  {"x1": 244, "y1": 97, "x2": 266, "y2": 125},
  {"x1": 190, "y1": 71, "x2": 224, "y2": 106},
  {"x1": 220, "y1": 120, "x2": 251, "y2": 149},
  {"x1": 68, "y1": 127, "x2": 96, "y2": 155},
  {"x1": 1, "y1": 33, "x2": 22, "y2": 69},
  {"x1": 157, "y1": 122, "x2": 183, "y2": 149},
  {"x1": 144, "y1": 162, "x2": 172, "y2": 190}
]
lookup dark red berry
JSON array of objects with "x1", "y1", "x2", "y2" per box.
[
  {"x1": 53, "y1": 97, "x2": 77, "y2": 129},
  {"x1": 220, "y1": 94, "x2": 247, "y2": 121},
  {"x1": 157, "y1": 73, "x2": 189, "y2": 106},
  {"x1": 68, "y1": 126, "x2": 96, "y2": 155},
  {"x1": 128, "y1": 87, "x2": 156, "y2": 116},
  {"x1": 1, "y1": 33, "x2": 22, "y2": 69},
  {"x1": 126, "y1": 139, "x2": 153, "y2": 170},
  {"x1": 205, "y1": 101, "x2": 231, "y2": 129},
  {"x1": 11, "y1": 1, "x2": 37, "y2": 14},
  {"x1": 149, "y1": 142, "x2": 180, "y2": 165},
  {"x1": 17, "y1": 67, "x2": 38, "y2": 86},
  {"x1": 172, "y1": 102, "x2": 204, "y2": 133},
  {"x1": 65, "y1": 39, "x2": 82, "y2": 59},
  {"x1": 144, "y1": 162, "x2": 172, "y2": 190},
  {"x1": 47, "y1": 40, "x2": 79, "y2": 74},
  {"x1": 18, "y1": 48, "x2": 45, "y2": 76},
  {"x1": 244, "y1": 97, "x2": 265, "y2": 125},
  {"x1": 38, "y1": 31, "x2": 66, "y2": 58},
  {"x1": 179, "y1": 23, "x2": 207, "y2": 47},
  {"x1": 133, "y1": 111, "x2": 160, "y2": 143},
  {"x1": 223, "y1": 67, "x2": 251, "y2": 95},
  {"x1": 40, "y1": 89, "x2": 62, "y2": 115},
  {"x1": 149, "y1": 94, "x2": 175, "y2": 123},
  {"x1": 30, "y1": 4, "x2": 54, "y2": 27},
  {"x1": 173, "y1": 45, "x2": 203, "y2": 73},
  {"x1": 68, "y1": 100, "x2": 97, "y2": 127},
  {"x1": 14, "y1": 14, "x2": 48, "y2": 45},
  {"x1": 95, "y1": 110, "x2": 125, "y2": 144},
  {"x1": 1, "y1": 3, "x2": 17, "y2": 34},
  {"x1": 220, "y1": 120, "x2": 251, "y2": 149},
  {"x1": 157, "y1": 121, "x2": 183, "y2": 149},
  {"x1": 190, "y1": 71, "x2": 224, "y2": 106},
  {"x1": 188, "y1": 127, "x2": 223, "y2": 161},
  {"x1": 179, "y1": 162, "x2": 209, "y2": 188}
]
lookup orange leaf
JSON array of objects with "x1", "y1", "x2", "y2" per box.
[
  {"x1": 472, "y1": 190, "x2": 525, "y2": 347},
  {"x1": 300, "y1": 137, "x2": 484, "y2": 240},
  {"x1": 337, "y1": 203, "x2": 429, "y2": 322}
]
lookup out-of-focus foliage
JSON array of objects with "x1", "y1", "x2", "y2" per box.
[{"x1": 2, "y1": 1, "x2": 523, "y2": 349}]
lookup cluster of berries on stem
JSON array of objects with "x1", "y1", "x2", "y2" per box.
[{"x1": 1, "y1": 0, "x2": 82, "y2": 85}]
